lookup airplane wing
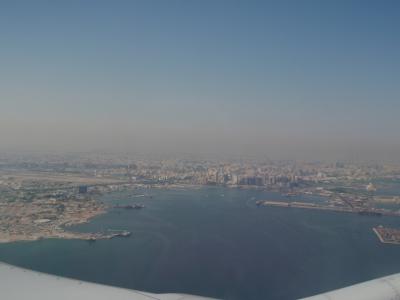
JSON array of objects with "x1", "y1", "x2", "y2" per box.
[
  {"x1": 301, "y1": 273, "x2": 400, "y2": 300},
  {"x1": 0, "y1": 262, "x2": 215, "y2": 300},
  {"x1": 2, "y1": 261, "x2": 400, "y2": 300}
]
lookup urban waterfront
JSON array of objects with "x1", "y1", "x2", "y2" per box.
[{"x1": 1, "y1": 187, "x2": 400, "y2": 299}]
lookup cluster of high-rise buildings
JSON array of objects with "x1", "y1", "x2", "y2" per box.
[{"x1": 1, "y1": 152, "x2": 400, "y2": 190}]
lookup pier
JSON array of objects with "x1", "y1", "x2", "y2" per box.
[
  {"x1": 256, "y1": 200, "x2": 399, "y2": 217},
  {"x1": 373, "y1": 226, "x2": 400, "y2": 245}
]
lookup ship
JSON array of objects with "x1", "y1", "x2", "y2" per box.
[
  {"x1": 114, "y1": 204, "x2": 145, "y2": 209},
  {"x1": 108, "y1": 230, "x2": 131, "y2": 238},
  {"x1": 116, "y1": 231, "x2": 131, "y2": 237}
]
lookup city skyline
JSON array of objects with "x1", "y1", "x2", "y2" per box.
[{"x1": 1, "y1": 1, "x2": 400, "y2": 161}]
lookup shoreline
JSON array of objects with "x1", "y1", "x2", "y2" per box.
[
  {"x1": 0, "y1": 203, "x2": 109, "y2": 244},
  {"x1": 256, "y1": 200, "x2": 399, "y2": 217}
]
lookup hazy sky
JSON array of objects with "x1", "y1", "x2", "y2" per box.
[{"x1": 1, "y1": 0, "x2": 399, "y2": 161}]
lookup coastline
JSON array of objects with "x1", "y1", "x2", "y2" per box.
[{"x1": 0, "y1": 203, "x2": 109, "y2": 244}]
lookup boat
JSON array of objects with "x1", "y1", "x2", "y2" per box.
[
  {"x1": 114, "y1": 204, "x2": 145, "y2": 209},
  {"x1": 108, "y1": 230, "x2": 131, "y2": 238}
]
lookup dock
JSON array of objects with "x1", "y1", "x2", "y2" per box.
[
  {"x1": 373, "y1": 226, "x2": 400, "y2": 245},
  {"x1": 256, "y1": 200, "x2": 397, "y2": 217}
]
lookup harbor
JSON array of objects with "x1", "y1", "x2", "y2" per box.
[{"x1": 256, "y1": 200, "x2": 400, "y2": 217}]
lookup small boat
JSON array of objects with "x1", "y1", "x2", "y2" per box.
[{"x1": 114, "y1": 204, "x2": 145, "y2": 209}]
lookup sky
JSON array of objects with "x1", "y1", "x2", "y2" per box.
[{"x1": 0, "y1": 0, "x2": 399, "y2": 161}]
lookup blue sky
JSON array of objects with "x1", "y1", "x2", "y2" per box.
[{"x1": 1, "y1": 1, "x2": 399, "y2": 160}]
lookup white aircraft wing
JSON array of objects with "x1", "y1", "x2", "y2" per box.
[
  {"x1": 0, "y1": 262, "x2": 215, "y2": 300},
  {"x1": 2, "y1": 261, "x2": 400, "y2": 300},
  {"x1": 301, "y1": 273, "x2": 400, "y2": 300}
]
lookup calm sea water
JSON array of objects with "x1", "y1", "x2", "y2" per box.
[{"x1": 1, "y1": 187, "x2": 400, "y2": 299}]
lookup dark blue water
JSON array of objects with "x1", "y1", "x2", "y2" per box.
[{"x1": 1, "y1": 187, "x2": 400, "y2": 300}]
